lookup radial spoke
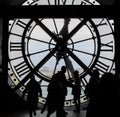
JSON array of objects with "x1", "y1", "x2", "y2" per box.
[
  {"x1": 69, "y1": 48, "x2": 94, "y2": 57},
  {"x1": 66, "y1": 48, "x2": 92, "y2": 75},
  {"x1": 27, "y1": 37, "x2": 55, "y2": 45},
  {"x1": 34, "y1": 19, "x2": 58, "y2": 42},
  {"x1": 68, "y1": 36, "x2": 94, "y2": 45},
  {"x1": 53, "y1": 19, "x2": 59, "y2": 35},
  {"x1": 28, "y1": 48, "x2": 54, "y2": 56},
  {"x1": 69, "y1": 48, "x2": 113, "y2": 61},
  {"x1": 65, "y1": 18, "x2": 89, "y2": 41}
]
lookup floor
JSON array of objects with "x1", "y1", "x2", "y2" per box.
[{"x1": 0, "y1": 109, "x2": 86, "y2": 117}]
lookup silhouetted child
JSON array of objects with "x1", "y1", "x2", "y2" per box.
[
  {"x1": 22, "y1": 74, "x2": 42, "y2": 117},
  {"x1": 72, "y1": 70, "x2": 81, "y2": 112}
]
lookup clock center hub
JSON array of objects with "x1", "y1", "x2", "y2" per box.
[
  {"x1": 57, "y1": 36, "x2": 67, "y2": 50},
  {"x1": 49, "y1": 37, "x2": 74, "y2": 58}
]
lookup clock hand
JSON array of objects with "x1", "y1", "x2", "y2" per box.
[
  {"x1": 53, "y1": 18, "x2": 59, "y2": 36},
  {"x1": 59, "y1": 18, "x2": 70, "y2": 37},
  {"x1": 13, "y1": 47, "x2": 57, "y2": 91},
  {"x1": 34, "y1": 18, "x2": 58, "y2": 42},
  {"x1": 66, "y1": 48, "x2": 92, "y2": 76},
  {"x1": 63, "y1": 52, "x2": 75, "y2": 78},
  {"x1": 57, "y1": 18, "x2": 75, "y2": 77}
]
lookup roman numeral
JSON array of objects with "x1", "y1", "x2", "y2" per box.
[
  {"x1": 81, "y1": 77, "x2": 88, "y2": 87},
  {"x1": 96, "y1": 19, "x2": 107, "y2": 27},
  {"x1": 10, "y1": 42, "x2": 22, "y2": 51},
  {"x1": 61, "y1": 0, "x2": 67, "y2": 5},
  {"x1": 95, "y1": 60, "x2": 109, "y2": 74},
  {"x1": 101, "y1": 41, "x2": 113, "y2": 52},
  {"x1": 14, "y1": 61, "x2": 30, "y2": 78},
  {"x1": 48, "y1": 0, "x2": 67, "y2": 5},
  {"x1": 16, "y1": 20, "x2": 27, "y2": 29},
  {"x1": 55, "y1": 0, "x2": 60, "y2": 5}
]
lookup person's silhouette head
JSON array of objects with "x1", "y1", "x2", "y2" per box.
[
  {"x1": 29, "y1": 74, "x2": 35, "y2": 81},
  {"x1": 61, "y1": 66, "x2": 66, "y2": 73},
  {"x1": 92, "y1": 69, "x2": 99, "y2": 77},
  {"x1": 74, "y1": 70, "x2": 79, "y2": 78}
]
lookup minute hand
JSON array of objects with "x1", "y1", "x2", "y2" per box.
[{"x1": 64, "y1": 18, "x2": 88, "y2": 41}]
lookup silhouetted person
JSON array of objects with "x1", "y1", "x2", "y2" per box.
[
  {"x1": 45, "y1": 72, "x2": 66, "y2": 117},
  {"x1": 85, "y1": 69, "x2": 100, "y2": 117},
  {"x1": 22, "y1": 74, "x2": 42, "y2": 117},
  {"x1": 41, "y1": 66, "x2": 68, "y2": 117},
  {"x1": 85, "y1": 69, "x2": 100, "y2": 100},
  {"x1": 59, "y1": 66, "x2": 67, "y2": 99},
  {"x1": 57, "y1": 66, "x2": 69, "y2": 115},
  {"x1": 72, "y1": 70, "x2": 81, "y2": 112},
  {"x1": 96, "y1": 72, "x2": 119, "y2": 117}
]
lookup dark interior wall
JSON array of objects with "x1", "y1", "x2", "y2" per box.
[
  {"x1": 97, "y1": 0, "x2": 117, "y2": 4},
  {"x1": 0, "y1": 20, "x2": 2, "y2": 68},
  {"x1": 0, "y1": 0, "x2": 26, "y2": 5}
]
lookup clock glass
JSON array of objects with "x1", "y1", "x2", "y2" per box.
[{"x1": 8, "y1": 17, "x2": 115, "y2": 107}]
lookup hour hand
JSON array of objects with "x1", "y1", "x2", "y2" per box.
[{"x1": 59, "y1": 18, "x2": 70, "y2": 38}]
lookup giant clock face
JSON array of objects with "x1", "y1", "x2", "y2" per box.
[{"x1": 8, "y1": 0, "x2": 115, "y2": 108}]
